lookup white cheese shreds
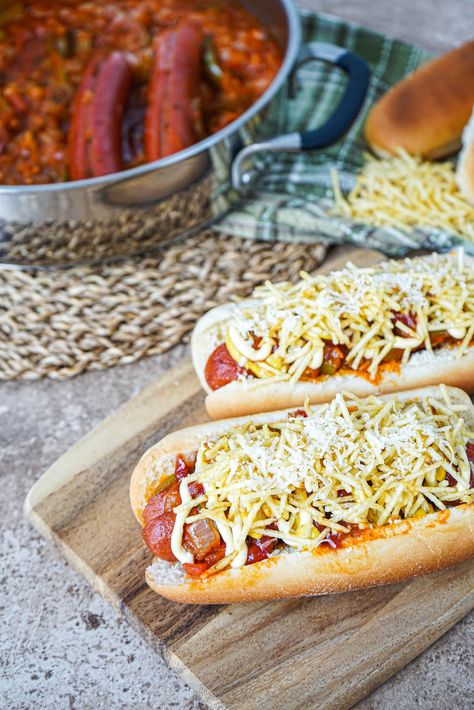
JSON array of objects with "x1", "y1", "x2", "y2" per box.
[
  {"x1": 222, "y1": 251, "x2": 474, "y2": 382},
  {"x1": 332, "y1": 150, "x2": 474, "y2": 242},
  {"x1": 175, "y1": 391, "x2": 474, "y2": 572}
]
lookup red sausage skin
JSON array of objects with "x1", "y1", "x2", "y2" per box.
[
  {"x1": 90, "y1": 52, "x2": 131, "y2": 176},
  {"x1": 69, "y1": 52, "x2": 131, "y2": 179},
  {"x1": 205, "y1": 343, "x2": 243, "y2": 391},
  {"x1": 145, "y1": 23, "x2": 203, "y2": 161},
  {"x1": 142, "y1": 511, "x2": 177, "y2": 562},
  {"x1": 68, "y1": 54, "x2": 101, "y2": 180}
]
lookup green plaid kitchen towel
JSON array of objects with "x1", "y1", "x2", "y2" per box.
[{"x1": 217, "y1": 11, "x2": 471, "y2": 256}]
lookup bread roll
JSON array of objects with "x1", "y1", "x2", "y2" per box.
[
  {"x1": 365, "y1": 40, "x2": 474, "y2": 159},
  {"x1": 456, "y1": 105, "x2": 474, "y2": 203}
]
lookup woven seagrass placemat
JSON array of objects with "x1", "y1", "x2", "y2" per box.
[{"x1": 0, "y1": 231, "x2": 326, "y2": 381}]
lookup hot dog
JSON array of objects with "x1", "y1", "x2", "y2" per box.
[
  {"x1": 191, "y1": 251, "x2": 474, "y2": 420},
  {"x1": 69, "y1": 51, "x2": 131, "y2": 179},
  {"x1": 144, "y1": 23, "x2": 203, "y2": 161},
  {"x1": 130, "y1": 385, "x2": 474, "y2": 604}
]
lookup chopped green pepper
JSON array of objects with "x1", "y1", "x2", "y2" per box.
[
  {"x1": 203, "y1": 35, "x2": 223, "y2": 88},
  {"x1": 320, "y1": 362, "x2": 337, "y2": 376},
  {"x1": 152, "y1": 473, "x2": 177, "y2": 496}
]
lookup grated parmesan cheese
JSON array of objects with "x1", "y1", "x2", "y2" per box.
[
  {"x1": 221, "y1": 251, "x2": 474, "y2": 382},
  {"x1": 173, "y1": 390, "x2": 474, "y2": 572}
]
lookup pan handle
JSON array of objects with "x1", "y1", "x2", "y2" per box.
[{"x1": 231, "y1": 42, "x2": 370, "y2": 191}]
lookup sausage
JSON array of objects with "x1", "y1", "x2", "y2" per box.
[
  {"x1": 205, "y1": 343, "x2": 244, "y2": 391},
  {"x1": 142, "y1": 511, "x2": 177, "y2": 562},
  {"x1": 69, "y1": 52, "x2": 131, "y2": 179},
  {"x1": 392, "y1": 311, "x2": 417, "y2": 336},
  {"x1": 90, "y1": 52, "x2": 131, "y2": 176},
  {"x1": 68, "y1": 54, "x2": 101, "y2": 180},
  {"x1": 142, "y1": 482, "x2": 181, "y2": 525},
  {"x1": 145, "y1": 23, "x2": 203, "y2": 161}
]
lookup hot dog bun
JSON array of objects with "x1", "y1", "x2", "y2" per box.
[
  {"x1": 456, "y1": 105, "x2": 474, "y2": 203},
  {"x1": 130, "y1": 387, "x2": 474, "y2": 604},
  {"x1": 365, "y1": 40, "x2": 474, "y2": 159}
]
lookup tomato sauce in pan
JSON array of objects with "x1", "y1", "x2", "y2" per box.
[{"x1": 0, "y1": 0, "x2": 282, "y2": 184}]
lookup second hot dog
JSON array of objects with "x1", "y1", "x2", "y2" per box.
[
  {"x1": 130, "y1": 385, "x2": 474, "y2": 604},
  {"x1": 192, "y1": 251, "x2": 474, "y2": 419}
]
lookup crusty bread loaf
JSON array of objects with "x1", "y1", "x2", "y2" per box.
[
  {"x1": 365, "y1": 40, "x2": 474, "y2": 159},
  {"x1": 130, "y1": 387, "x2": 474, "y2": 604},
  {"x1": 456, "y1": 105, "x2": 474, "y2": 203}
]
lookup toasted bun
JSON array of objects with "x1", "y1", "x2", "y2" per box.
[
  {"x1": 365, "y1": 40, "x2": 474, "y2": 159},
  {"x1": 130, "y1": 387, "x2": 474, "y2": 604},
  {"x1": 456, "y1": 105, "x2": 474, "y2": 203},
  {"x1": 191, "y1": 298, "x2": 474, "y2": 420}
]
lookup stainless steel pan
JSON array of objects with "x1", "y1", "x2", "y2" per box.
[{"x1": 0, "y1": 0, "x2": 370, "y2": 267}]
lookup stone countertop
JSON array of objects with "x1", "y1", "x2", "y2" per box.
[{"x1": 2, "y1": 1, "x2": 474, "y2": 709}]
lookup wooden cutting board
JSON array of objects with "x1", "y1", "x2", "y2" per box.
[{"x1": 24, "y1": 249, "x2": 474, "y2": 710}]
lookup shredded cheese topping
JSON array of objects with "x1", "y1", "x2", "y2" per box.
[
  {"x1": 219, "y1": 250, "x2": 474, "y2": 382},
  {"x1": 172, "y1": 389, "x2": 474, "y2": 570},
  {"x1": 332, "y1": 150, "x2": 474, "y2": 241}
]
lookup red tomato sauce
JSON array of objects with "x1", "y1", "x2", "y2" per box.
[{"x1": 0, "y1": 0, "x2": 282, "y2": 184}]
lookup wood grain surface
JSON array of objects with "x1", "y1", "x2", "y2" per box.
[{"x1": 24, "y1": 248, "x2": 474, "y2": 710}]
